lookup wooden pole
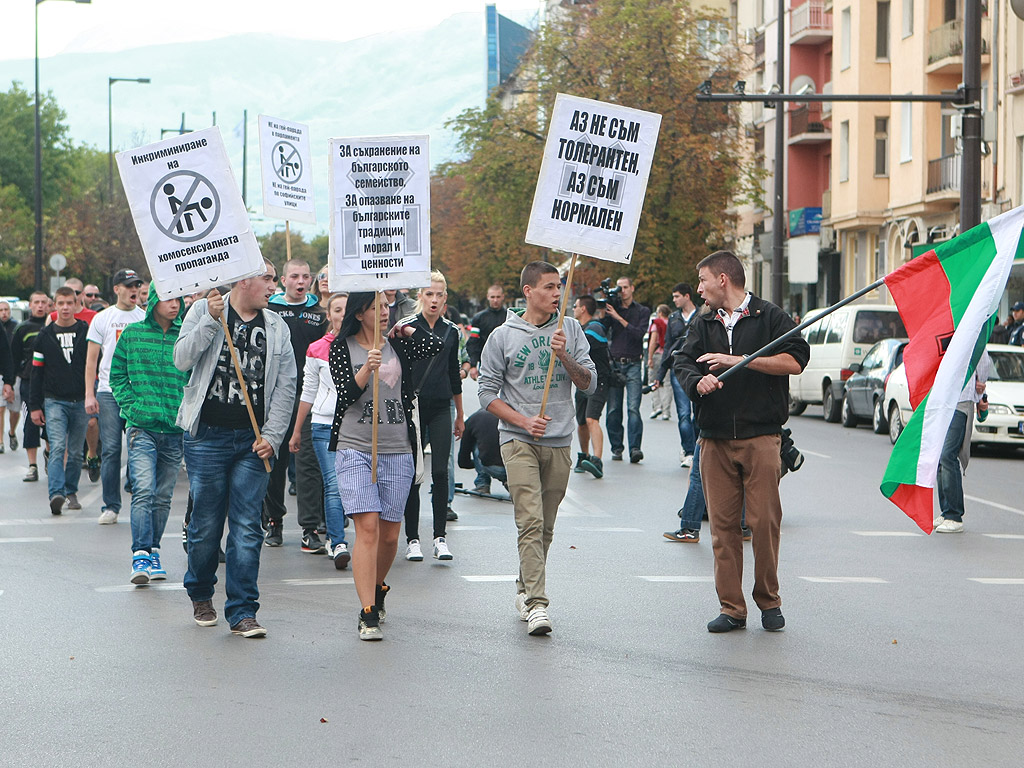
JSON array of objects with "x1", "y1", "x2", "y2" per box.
[
  {"x1": 371, "y1": 291, "x2": 381, "y2": 483},
  {"x1": 538, "y1": 253, "x2": 578, "y2": 419},
  {"x1": 219, "y1": 307, "x2": 273, "y2": 473},
  {"x1": 285, "y1": 220, "x2": 292, "y2": 261}
]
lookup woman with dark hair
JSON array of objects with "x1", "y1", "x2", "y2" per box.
[
  {"x1": 401, "y1": 270, "x2": 464, "y2": 562},
  {"x1": 328, "y1": 291, "x2": 443, "y2": 641}
]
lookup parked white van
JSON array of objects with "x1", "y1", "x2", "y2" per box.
[{"x1": 790, "y1": 303, "x2": 906, "y2": 422}]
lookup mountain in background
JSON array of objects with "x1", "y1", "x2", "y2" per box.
[{"x1": 0, "y1": 12, "x2": 507, "y2": 237}]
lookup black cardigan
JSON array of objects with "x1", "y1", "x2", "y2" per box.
[{"x1": 327, "y1": 327, "x2": 444, "y2": 453}]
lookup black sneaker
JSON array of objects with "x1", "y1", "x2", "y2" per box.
[
  {"x1": 230, "y1": 617, "x2": 267, "y2": 638},
  {"x1": 761, "y1": 607, "x2": 785, "y2": 631},
  {"x1": 573, "y1": 451, "x2": 587, "y2": 473},
  {"x1": 375, "y1": 583, "x2": 390, "y2": 623},
  {"x1": 446, "y1": 506, "x2": 458, "y2": 522},
  {"x1": 49, "y1": 495, "x2": 65, "y2": 516},
  {"x1": 288, "y1": 481, "x2": 297, "y2": 496},
  {"x1": 86, "y1": 455, "x2": 100, "y2": 484},
  {"x1": 663, "y1": 528, "x2": 699, "y2": 542},
  {"x1": 741, "y1": 526, "x2": 752, "y2": 541},
  {"x1": 611, "y1": 450, "x2": 623, "y2": 461},
  {"x1": 707, "y1": 613, "x2": 746, "y2": 633},
  {"x1": 264, "y1": 520, "x2": 283, "y2": 547},
  {"x1": 301, "y1": 529, "x2": 327, "y2": 554},
  {"x1": 8, "y1": 431, "x2": 16, "y2": 451},
  {"x1": 629, "y1": 449, "x2": 644, "y2": 464},
  {"x1": 358, "y1": 606, "x2": 383, "y2": 641},
  {"x1": 581, "y1": 455, "x2": 604, "y2": 478}
]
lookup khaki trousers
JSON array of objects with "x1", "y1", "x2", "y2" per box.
[
  {"x1": 699, "y1": 435, "x2": 783, "y2": 619},
  {"x1": 501, "y1": 440, "x2": 572, "y2": 609}
]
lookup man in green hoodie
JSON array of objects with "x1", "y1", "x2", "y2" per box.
[{"x1": 109, "y1": 293, "x2": 189, "y2": 585}]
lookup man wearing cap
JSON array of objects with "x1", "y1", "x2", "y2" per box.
[
  {"x1": 1008, "y1": 302, "x2": 1024, "y2": 347},
  {"x1": 85, "y1": 269, "x2": 145, "y2": 524}
]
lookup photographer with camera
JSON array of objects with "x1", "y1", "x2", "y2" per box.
[
  {"x1": 599, "y1": 277, "x2": 650, "y2": 463},
  {"x1": 674, "y1": 251, "x2": 809, "y2": 634}
]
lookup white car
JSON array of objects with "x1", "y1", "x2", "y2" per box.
[{"x1": 882, "y1": 344, "x2": 1024, "y2": 448}]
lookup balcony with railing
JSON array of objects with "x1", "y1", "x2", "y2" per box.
[
  {"x1": 791, "y1": 0, "x2": 833, "y2": 46},
  {"x1": 789, "y1": 103, "x2": 831, "y2": 144},
  {"x1": 927, "y1": 153, "x2": 961, "y2": 196},
  {"x1": 754, "y1": 31, "x2": 765, "y2": 67},
  {"x1": 821, "y1": 80, "x2": 833, "y2": 118},
  {"x1": 1009, "y1": 68, "x2": 1024, "y2": 95},
  {"x1": 927, "y1": 17, "x2": 990, "y2": 75}
]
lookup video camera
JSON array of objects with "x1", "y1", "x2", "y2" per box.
[
  {"x1": 779, "y1": 427, "x2": 804, "y2": 476},
  {"x1": 594, "y1": 277, "x2": 624, "y2": 310}
]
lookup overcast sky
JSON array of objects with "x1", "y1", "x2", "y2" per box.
[{"x1": 2, "y1": 0, "x2": 540, "y2": 61}]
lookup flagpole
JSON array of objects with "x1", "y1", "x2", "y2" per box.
[
  {"x1": 285, "y1": 220, "x2": 292, "y2": 261},
  {"x1": 539, "y1": 253, "x2": 578, "y2": 419},
  {"x1": 371, "y1": 291, "x2": 381, "y2": 484},
  {"x1": 712, "y1": 278, "x2": 887, "y2": 384}
]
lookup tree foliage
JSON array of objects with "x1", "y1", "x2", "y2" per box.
[{"x1": 437, "y1": 0, "x2": 758, "y2": 306}]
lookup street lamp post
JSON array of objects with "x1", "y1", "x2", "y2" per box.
[
  {"x1": 34, "y1": 0, "x2": 91, "y2": 293},
  {"x1": 108, "y1": 76, "x2": 151, "y2": 199}
]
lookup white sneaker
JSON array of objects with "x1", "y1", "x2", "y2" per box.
[
  {"x1": 433, "y1": 536, "x2": 453, "y2": 561},
  {"x1": 681, "y1": 454, "x2": 693, "y2": 468},
  {"x1": 527, "y1": 605, "x2": 552, "y2": 635},
  {"x1": 98, "y1": 509, "x2": 118, "y2": 525},
  {"x1": 514, "y1": 592, "x2": 529, "y2": 621},
  {"x1": 405, "y1": 539, "x2": 423, "y2": 561},
  {"x1": 934, "y1": 518, "x2": 964, "y2": 533}
]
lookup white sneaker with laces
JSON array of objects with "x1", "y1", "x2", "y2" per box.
[
  {"x1": 934, "y1": 518, "x2": 964, "y2": 533},
  {"x1": 526, "y1": 605, "x2": 552, "y2": 635},
  {"x1": 514, "y1": 592, "x2": 529, "y2": 621},
  {"x1": 433, "y1": 536, "x2": 453, "y2": 561},
  {"x1": 405, "y1": 539, "x2": 423, "y2": 561},
  {"x1": 98, "y1": 509, "x2": 118, "y2": 525},
  {"x1": 681, "y1": 454, "x2": 693, "y2": 468}
]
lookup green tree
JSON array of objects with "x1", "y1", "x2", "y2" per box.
[{"x1": 441, "y1": 0, "x2": 760, "y2": 306}]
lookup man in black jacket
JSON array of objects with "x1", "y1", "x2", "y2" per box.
[
  {"x1": 464, "y1": 284, "x2": 507, "y2": 380},
  {"x1": 11, "y1": 292, "x2": 50, "y2": 479},
  {"x1": 675, "y1": 251, "x2": 809, "y2": 634},
  {"x1": 653, "y1": 283, "x2": 699, "y2": 467}
]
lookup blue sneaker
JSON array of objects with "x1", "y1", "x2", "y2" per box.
[
  {"x1": 149, "y1": 550, "x2": 167, "y2": 580},
  {"x1": 130, "y1": 551, "x2": 151, "y2": 585}
]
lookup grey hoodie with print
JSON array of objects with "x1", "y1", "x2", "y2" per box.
[{"x1": 477, "y1": 308, "x2": 597, "y2": 448}]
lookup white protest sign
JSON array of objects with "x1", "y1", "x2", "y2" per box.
[
  {"x1": 327, "y1": 135, "x2": 431, "y2": 292},
  {"x1": 258, "y1": 115, "x2": 316, "y2": 224},
  {"x1": 116, "y1": 127, "x2": 265, "y2": 299},
  {"x1": 525, "y1": 94, "x2": 661, "y2": 264}
]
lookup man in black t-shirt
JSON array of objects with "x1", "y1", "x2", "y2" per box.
[
  {"x1": 263, "y1": 258, "x2": 328, "y2": 552},
  {"x1": 11, "y1": 291, "x2": 50, "y2": 480}
]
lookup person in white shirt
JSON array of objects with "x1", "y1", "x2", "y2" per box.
[{"x1": 84, "y1": 269, "x2": 145, "y2": 524}]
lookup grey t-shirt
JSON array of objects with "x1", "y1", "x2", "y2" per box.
[{"x1": 336, "y1": 338, "x2": 410, "y2": 454}]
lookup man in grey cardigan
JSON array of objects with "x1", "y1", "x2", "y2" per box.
[
  {"x1": 174, "y1": 261, "x2": 296, "y2": 638},
  {"x1": 477, "y1": 261, "x2": 596, "y2": 637}
]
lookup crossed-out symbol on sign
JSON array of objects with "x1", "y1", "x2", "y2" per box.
[
  {"x1": 273, "y1": 140, "x2": 302, "y2": 183},
  {"x1": 149, "y1": 170, "x2": 221, "y2": 243}
]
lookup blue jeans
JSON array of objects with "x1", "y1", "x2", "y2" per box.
[
  {"x1": 605, "y1": 360, "x2": 643, "y2": 454},
  {"x1": 473, "y1": 447, "x2": 507, "y2": 485},
  {"x1": 183, "y1": 424, "x2": 273, "y2": 627},
  {"x1": 127, "y1": 427, "x2": 183, "y2": 553},
  {"x1": 311, "y1": 422, "x2": 346, "y2": 546},
  {"x1": 678, "y1": 440, "x2": 706, "y2": 530},
  {"x1": 670, "y1": 374, "x2": 696, "y2": 456},
  {"x1": 937, "y1": 408, "x2": 968, "y2": 522},
  {"x1": 98, "y1": 390, "x2": 126, "y2": 513},
  {"x1": 44, "y1": 398, "x2": 88, "y2": 499}
]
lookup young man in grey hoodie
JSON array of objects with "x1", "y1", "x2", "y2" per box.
[{"x1": 477, "y1": 261, "x2": 597, "y2": 636}]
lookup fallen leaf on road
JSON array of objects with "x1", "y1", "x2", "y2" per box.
[
  {"x1": 320, "y1": 718, "x2": 328, "y2": 723},
  {"x1": 569, "y1": 545, "x2": 576, "y2": 550},
  {"x1": 891, "y1": 639, "x2": 898, "y2": 645}
]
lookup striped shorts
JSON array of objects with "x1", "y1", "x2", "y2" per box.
[{"x1": 335, "y1": 450, "x2": 414, "y2": 522}]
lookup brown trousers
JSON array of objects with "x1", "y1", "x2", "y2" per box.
[{"x1": 699, "y1": 434, "x2": 783, "y2": 619}]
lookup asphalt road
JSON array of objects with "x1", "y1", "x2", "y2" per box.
[{"x1": 1, "y1": 385, "x2": 1022, "y2": 767}]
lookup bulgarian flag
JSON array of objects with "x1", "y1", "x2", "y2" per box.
[{"x1": 880, "y1": 207, "x2": 1024, "y2": 532}]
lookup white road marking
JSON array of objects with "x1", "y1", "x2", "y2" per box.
[
  {"x1": 560, "y1": 487, "x2": 610, "y2": 518},
  {"x1": 461, "y1": 575, "x2": 517, "y2": 582},
  {"x1": 95, "y1": 583, "x2": 187, "y2": 592},
  {"x1": 851, "y1": 531, "x2": 922, "y2": 537},
  {"x1": 280, "y1": 578, "x2": 354, "y2": 586},
  {"x1": 0, "y1": 537, "x2": 54, "y2": 543},
  {"x1": 964, "y1": 494, "x2": 1024, "y2": 518},
  {"x1": 574, "y1": 527, "x2": 644, "y2": 533},
  {"x1": 982, "y1": 534, "x2": 1024, "y2": 540},
  {"x1": 447, "y1": 525, "x2": 500, "y2": 531},
  {"x1": 801, "y1": 449, "x2": 832, "y2": 459},
  {"x1": 799, "y1": 576, "x2": 889, "y2": 584},
  {"x1": 637, "y1": 576, "x2": 714, "y2": 583},
  {"x1": 968, "y1": 578, "x2": 1024, "y2": 585},
  {"x1": 0, "y1": 517, "x2": 98, "y2": 526}
]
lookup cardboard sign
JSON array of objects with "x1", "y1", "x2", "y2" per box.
[
  {"x1": 525, "y1": 94, "x2": 661, "y2": 264},
  {"x1": 327, "y1": 135, "x2": 431, "y2": 292},
  {"x1": 258, "y1": 114, "x2": 317, "y2": 224},
  {"x1": 116, "y1": 127, "x2": 265, "y2": 299}
]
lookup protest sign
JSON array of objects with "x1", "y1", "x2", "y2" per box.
[
  {"x1": 327, "y1": 135, "x2": 431, "y2": 292},
  {"x1": 525, "y1": 93, "x2": 661, "y2": 264},
  {"x1": 116, "y1": 127, "x2": 265, "y2": 299},
  {"x1": 258, "y1": 115, "x2": 317, "y2": 225}
]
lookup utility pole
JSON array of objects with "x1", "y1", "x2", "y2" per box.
[
  {"x1": 960, "y1": 1, "x2": 982, "y2": 231},
  {"x1": 771, "y1": 0, "x2": 786, "y2": 306}
]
